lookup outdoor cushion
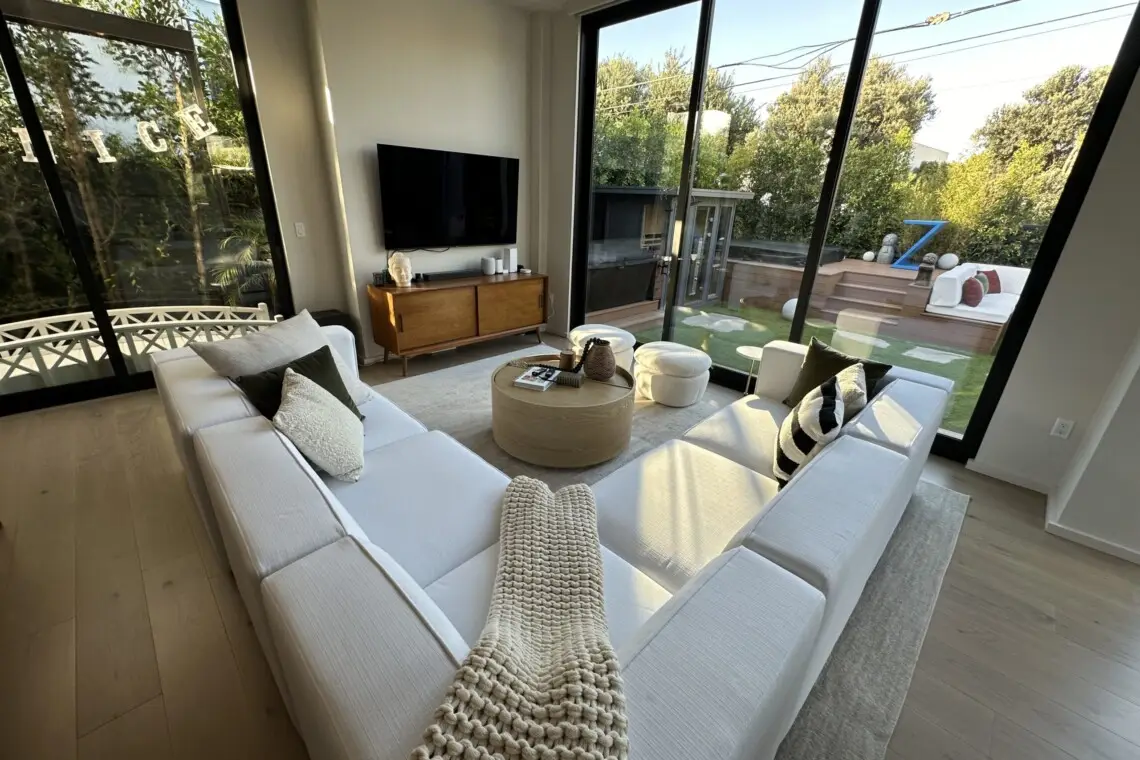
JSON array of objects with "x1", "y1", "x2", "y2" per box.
[{"x1": 962, "y1": 276, "x2": 984, "y2": 307}]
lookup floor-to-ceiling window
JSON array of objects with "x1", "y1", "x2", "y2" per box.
[
  {"x1": 0, "y1": 0, "x2": 289, "y2": 410},
  {"x1": 572, "y1": 0, "x2": 1140, "y2": 458}
]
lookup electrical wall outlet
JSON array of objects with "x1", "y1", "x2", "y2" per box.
[
  {"x1": 294, "y1": 222, "x2": 306, "y2": 238},
  {"x1": 1050, "y1": 418, "x2": 1074, "y2": 439}
]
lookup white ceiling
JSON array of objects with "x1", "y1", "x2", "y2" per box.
[{"x1": 496, "y1": 0, "x2": 568, "y2": 10}]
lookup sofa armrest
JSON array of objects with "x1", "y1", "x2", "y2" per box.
[
  {"x1": 754, "y1": 340, "x2": 808, "y2": 402},
  {"x1": 844, "y1": 379, "x2": 949, "y2": 456},
  {"x1": 929, "y1": 263, "x2": 977, "y2": 307},
  {"x1": 620, "y1": 548, "x2": 824, "y2": 760},
  {"x1": 263, "y1": 538, "x2": 457, "y2": 760},
  {"x1": 321, "y1": 325, "x2": 359, "y2": 378}
]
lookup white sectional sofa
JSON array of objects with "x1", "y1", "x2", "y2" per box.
[
  {"x1": 926, "y1": 262, "x2": 1030, "y2": 324},
  {"x1": 152, "y1": 332, "x2": 951, "y2": 760}
]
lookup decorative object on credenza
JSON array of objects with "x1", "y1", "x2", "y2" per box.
[
  {"x1": 915, "y1": 252, "x2": 937, "y2": 286},
  {"x1": 495, "y1": 257, "x2": 506, "y2": 274},
  {"x1": 372, "y1": 271, "x2": 391, "y2": 287},
  {"x1": 388, "y1": 251, "x2": 413, "y2": 287},
  {"x1": 481, "y1": 257, "x2": 497, "y2": 276},
  {"x1": 876, "y1": 233, "x2": 899, "y2": 265},
  {"x1": 506, "y1": 247, "x2": 518, "y2": 273}
]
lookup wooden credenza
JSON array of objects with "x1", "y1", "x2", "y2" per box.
[{"x1": 367, "y1": 273, "x2": 547, "y2": 375}]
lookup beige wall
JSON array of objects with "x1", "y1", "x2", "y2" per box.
[
  {"x1": 970, "y1": 67, "x2": 1140, "y2": 494},
  {"x1": 309, "y1": 0, "x2": 532, "y2": 362},
  {"x1": 236, "y1": 0, "x2": 347, "y2": 313}
]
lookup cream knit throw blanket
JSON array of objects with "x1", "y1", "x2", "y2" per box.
[{"x1": 412, "y1": 476, "x2": 629, "y2": 760}]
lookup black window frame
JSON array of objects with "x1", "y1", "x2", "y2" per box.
[
  {"x1": 570, "y1": 0, "x2": 1140, "y2": 464},
  {"x1": 0, "y1": 0, "x2": 294, "y2": 416}
]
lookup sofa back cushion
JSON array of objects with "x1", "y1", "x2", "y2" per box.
[
  {"x1": 928, "y1": 262, "x2": 979, "y2": 307},
  {"x1": 989, "y1": 264, "x2": 1030, "y2": 295}
]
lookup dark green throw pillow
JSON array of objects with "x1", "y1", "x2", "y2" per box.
[
  {"x1": 234, "y1": 345, "x2": 363, "y2": 420},
  {"x1": 783, "y1": 338, "x2": 893, "y2": 410}
]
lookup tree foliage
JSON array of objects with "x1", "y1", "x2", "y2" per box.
[{"x1": 591, "y1": 52, "x2": 1107, "y2": 268}]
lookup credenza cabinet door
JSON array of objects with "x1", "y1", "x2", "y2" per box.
[
  {"x1": 477, "y1": 280, "x2": 545, "y2": 335},
  {"x1": 393, "y1": 287, "x2": 477, "y2": 350}
]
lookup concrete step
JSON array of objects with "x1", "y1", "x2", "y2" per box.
[
  {"x1": 840, "y1": 271, "x2": 916, "y2": 289},
  {"x1": 819, "y1": 308, "x2": 901, "y2": 328},
  {"x1": 833, "y1": 282, "x2": 906, "y2": 305},
  {"x1": 824, "y1": 295, "x2": 903, "y2": 315}
]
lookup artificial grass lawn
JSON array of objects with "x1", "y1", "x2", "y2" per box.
[{"x1": 633, "y1": 304, "x2": 994, "y2": 434}]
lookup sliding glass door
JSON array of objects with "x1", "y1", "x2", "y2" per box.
[
  {"x1": 0, "y1": 0, "x2": 290, "y2": 412},
  {"x1": 572, "y1": 0, "x2": 1140, "y2": 458}
]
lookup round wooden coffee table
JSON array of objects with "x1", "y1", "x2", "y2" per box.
[{"x1": 491, "y1": 356, "x2": 635, "y2": 468}]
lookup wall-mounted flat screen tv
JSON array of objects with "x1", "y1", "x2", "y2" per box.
[{"x1": 376, "y1": 144, "x2": 519, "y2": 250}]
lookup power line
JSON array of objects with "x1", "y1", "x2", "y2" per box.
[
  {"x1": 596, "y1": 1, "x2": 1132, "y2": 97},
  {"x1": 727, "y1": 7, "x2": 1134, "y2": 93}
]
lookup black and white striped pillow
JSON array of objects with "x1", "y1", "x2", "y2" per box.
[{"x1": 773, "y1": 364, "x2": 867, "y2": 486}]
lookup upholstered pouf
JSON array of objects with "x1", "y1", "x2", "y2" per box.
[
  {"x1": 569, "y1": 324, "x2": 636, "y2": 371},
  {"x1": 634, "y1": 341, "x2": 712, "y2": 407}
]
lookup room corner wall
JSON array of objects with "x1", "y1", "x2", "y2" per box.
[
  {"x1": 969, "y1": 66, "x2": 1140, "y2": 495},
  {"x1": 310, "y1": 0, "x2": 532, "y2": 362},
  {"x1": 235, "y1": 0, "x2": 348, "y2": 314}
]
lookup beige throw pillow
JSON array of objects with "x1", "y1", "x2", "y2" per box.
[
  {"x1": 190, "y1": 310, "x2": 371, "y2": 407},
  {"x1": 273, "y1": 369, "x2": 364, "y2": 483}
]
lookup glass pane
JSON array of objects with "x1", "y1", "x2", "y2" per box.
[
  {"x1": 7, "y1": 0, "x2": 279, "y2": 374},
  {"x1": 0, "y1": 52, "x2": 114, "y2": 394},
  {"x1": 806, "y1": 0, "x2": 1132, "y2": 434},
  {"x1": 584, "y1": 2, "x2": 701, "y2": 336},
  {"x1": 657, "y1": 0, "x2": 864, "y2": 370}
]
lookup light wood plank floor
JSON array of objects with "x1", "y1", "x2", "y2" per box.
[{"x1": 2, "y1": 336, "x2": 1139, "y2": 760}]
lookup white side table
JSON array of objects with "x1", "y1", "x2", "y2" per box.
[{"x1": 736, "y1": 345, "x2": 764, "y2": 395}]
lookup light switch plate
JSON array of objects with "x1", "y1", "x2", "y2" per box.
[{"x1": 294, "y1": 222, "x2": 306, "y2": 238}]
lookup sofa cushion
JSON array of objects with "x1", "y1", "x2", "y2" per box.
[
  {"x1": 774, "y1": 371, "x2": 854, "y2": 485},
  {"x1": 323, "y1": 431, "x2": 509, "y2": 586},
  {"x1": 729, "y1": 435, "x2": 909, "y2": 709},
  {"x1": 621, "y1": 548, "x2": 824, "y2": 760},
  {"x1": 681, "y1": 394, "x2": 790, "y2": 478},
  {"x1": 782, "y1": 338, "x2": 891, "y2": 408},
  {"x1": 357, "y1": 391, "x2": 428, "y2": 452},
  {"x1": 235, "y1": 345, "x2": 362, "y2": 420},
  {"x1": 425, "y1": 542, "x2": 673, "y2": 654},
  {"x1": 273, "y1": 369, "x2": 365, "y2": 483},
  {"x1": 594, "y1": 439, "x2": 780, "y2": 592},
  {"x1": 191, "y1": 310, "x2": 371, "y2": 407},
  {"x1": 843, "y1": 379, "x2": 949, "y2": 456},
  {"x1": 262, "y1": 538, "x2": 458, "y2": 760},
  {"x1": 925, "y1": 294, "x2": 1015, "y2": 324}
]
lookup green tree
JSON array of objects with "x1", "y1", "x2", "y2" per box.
[{"x1": 974, "y1": 65, "x2": 1109, "y2": 170}]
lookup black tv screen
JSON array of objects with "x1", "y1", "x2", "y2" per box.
[{"x1": 377, "y1": 144, "x2": 519, "y2": 250}]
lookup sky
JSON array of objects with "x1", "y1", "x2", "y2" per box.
[{"x1": 598, "y1": 0, "x2": 1135, "y2": 158}]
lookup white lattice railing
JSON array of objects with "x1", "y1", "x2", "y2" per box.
[{"x1": 0, "y1": 303, "x2": 281, "y2": 390}]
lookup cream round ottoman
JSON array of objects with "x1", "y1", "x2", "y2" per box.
[
  {"x1": 634, "y1": 341, "x2": 712, "y2": 407},
  {"x1": 569, "y1": 324, "x2": 636, "y2": 371}
]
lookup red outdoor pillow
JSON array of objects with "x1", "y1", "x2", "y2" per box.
[
  {"x1": 962, "y1": 277, "x2": 984, "y2": 307},
  {"x1": 980, "y1": 269, "x2": 1001, "y2": 293}
]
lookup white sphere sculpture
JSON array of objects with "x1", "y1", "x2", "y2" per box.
[
  {"x1": 862, "y1": 251, "x2": 875, "y2": 262},
  {"x1": 781, "y1": 298, "x2": 798, "y2": 321},
  {"x1": 937, "y1": 252, "x2": 960, "y2": 270}
]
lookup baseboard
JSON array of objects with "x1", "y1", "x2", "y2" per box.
[
  {"x1": 964, "y1": 459, "x2": 1050, "y2": 495},
  {"x1": 1045, "y1": 520, "x2": 1140, "y2": 565}
]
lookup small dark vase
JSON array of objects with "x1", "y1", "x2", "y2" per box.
[{"x1": 583, "y1": 338, "x2": 616, "y2": 381}]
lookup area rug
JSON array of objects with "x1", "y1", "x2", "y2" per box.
[
  {"x1": 376, "y1": 345, "x2": 739, "y2": 489},
  {"x1": 376, "y1": 348, "x2": 969, "y2": 759},
  {"x1": 775, "y1": 480, "x2": 969, "y2": 760}
]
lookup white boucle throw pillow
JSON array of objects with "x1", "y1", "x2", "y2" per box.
[
  {"x1": 273, "y1": 368, "x2": 364, "y2": 482},
  {"x1": 773, "y1": 364, "x2": 866, "y2": 486},
  {"x1": 190, "y1": 309, "x2": 371, "y2": 407}
]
